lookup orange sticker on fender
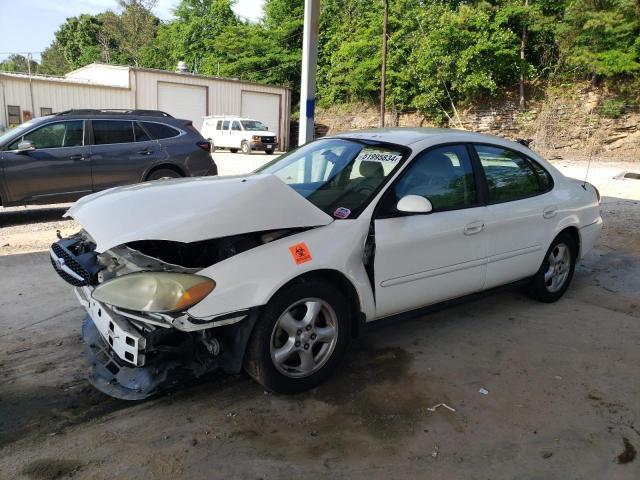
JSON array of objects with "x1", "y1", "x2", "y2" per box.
[{"x1": 289, "y1": 242, "x2": 312, "y2": 265}]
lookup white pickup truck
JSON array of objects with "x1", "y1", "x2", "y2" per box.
[{"x1": 201, "y1": 116, "x2": 278, "y2": 154}]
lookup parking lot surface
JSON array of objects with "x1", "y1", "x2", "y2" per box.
[{"x1": 1, "y1": 153, "x2": 639, "y2": 479}]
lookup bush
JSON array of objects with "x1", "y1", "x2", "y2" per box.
[{"x1": 599, "y1": 99, "x2": 624, "y2": 119}]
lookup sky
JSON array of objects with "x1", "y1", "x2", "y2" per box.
[{"x1": 0, "y1": 0, "x2": 265, "y2": 62}]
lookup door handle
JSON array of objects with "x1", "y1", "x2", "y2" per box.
[
  {"x1": 137, "y1": 149, "x2": 153, "y2": 155},
  {"x1": 464, "y1": 221, "x2": 485, "y2": 235},
  {"x1": 543, "y1": 206, "x2": 557, "y2": 219},
  {"x1": 69, "y1": 154, "x2": 87, "y2": 161}
]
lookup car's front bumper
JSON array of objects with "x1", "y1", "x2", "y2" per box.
[{"x1": 250, "y1": 141, "x2": 277, "y2": 151}]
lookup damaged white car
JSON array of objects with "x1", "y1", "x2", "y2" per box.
[{"x1": 50, "y1": 129, "x2": 602, "y2": 399}]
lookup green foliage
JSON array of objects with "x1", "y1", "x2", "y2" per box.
[
  {"x1": 28, "y1": 0, "x2": 640, "y2": 122},
  {"x1": 599, "y1": 99, "x2": 625, "y2": 118},
  {"x1": 0, "y1": 54, "x2": 38, "y2": 73}
]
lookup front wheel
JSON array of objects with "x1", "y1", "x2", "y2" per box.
[
  {"x1": 530, "y1": 233, "x2": 577, "y2": 303},
  {"x1": 244, "y1": 280, "x2": 351, "y2": 394},
  {"x1": 241, "y1": 141, "x2": 251, "y2": 155}
]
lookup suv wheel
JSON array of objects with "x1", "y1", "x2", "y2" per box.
[
  {"x1": 241, "y1": 141, "x2": 251, "y2": 155},
  {"x1": 244, "y1": 280, "x2": 351, "y2": 394},
  {"x1": 146, "y1": 168, "x2": 182, "y2": 181}
]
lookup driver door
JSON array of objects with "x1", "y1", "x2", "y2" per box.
[
  {"x1": 1, "y1": 120, "x2": 92, "y2": 204},
  {"x1": 373, "y1": 144, "x2": 489, "y2": 318}
]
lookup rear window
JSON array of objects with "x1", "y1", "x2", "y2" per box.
[
  {"x1": 142, "y1": 122, "x2": 180, "y2": 140},
  {"x1": 93, "y1": 120, "x2": 135, "y2": 145},
  {"x1": 134, "y1": 122, "x2": 152, "y2": 142},
  {"x1": 216, "y1": 120, "x2": 222, "y2": 130}
]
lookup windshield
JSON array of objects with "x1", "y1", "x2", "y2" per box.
[
  {"x1": 241, "y1": 120, "x2": 268, "y2": 131},
  {"x1": 256, "y1": 138, "x2": 406, "y2": 218},
  {"x1": 0, "y1": 119, "x2": 40, "y2": 146}
]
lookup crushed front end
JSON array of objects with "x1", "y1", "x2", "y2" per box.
[{"x1": 49, "y1": 231, "x2": 259, "y2": 400}]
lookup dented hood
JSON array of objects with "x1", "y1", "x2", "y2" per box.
[{"x1": 66, "y1": 174, "x2": 333, "y2": 252}]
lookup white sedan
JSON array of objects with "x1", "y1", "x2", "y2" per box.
[{"x1": 50, "y1": 128, "x2": 602, "y2": 399}]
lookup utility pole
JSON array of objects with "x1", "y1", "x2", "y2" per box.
[
  {"x1": 380, "y1": 0, "x2": 388, "y2": 128},
  {"x1": 299, "y1": 0, "x2": 321, "y2": 146},
  {"x1": 519, "y1": 0, "x2": 529, "y2": 111}
]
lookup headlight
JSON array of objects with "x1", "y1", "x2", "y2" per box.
[
  {"x1": 252, "y1": 135, "x2": 261, "y2": 141},
  {"x1": 92, "y1": 272, "x2": 215, "y2": 313}
]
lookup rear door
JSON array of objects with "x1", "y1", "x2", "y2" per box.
[
  {"x1": 473, "y1": 144, "x2": 555, "y2": 289},
  {"x1": 89, "y1": 119, "x2": 166, "y2": 191},
  {"x1": 1, "y1": 119, "x2": 92, "y2": 204}
]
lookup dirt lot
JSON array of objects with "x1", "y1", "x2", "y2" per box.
[{"x1": 1, "y1": 153, "x2": 639, "y2": 479}]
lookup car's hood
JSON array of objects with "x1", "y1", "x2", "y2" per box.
[{"x1": 66, "y1": 174, "x2": 333, "y2": 252}]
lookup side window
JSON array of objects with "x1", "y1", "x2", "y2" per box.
[
  {"x1": 216, "y1": 120, "x2": 222, "y2": 130},
  {"x1": 530, "y1": 159, "x2": 553, "y2": 191},
  {"x1": 141, "y1": 122, "x2": 180, "y2": 140},
  {"x1": 474, "y1": 145, "x2": 541, "y2": 202},
  {"x1": 93, "y1": 120, "x2": 135, "y2": 145},
  {"x1": 222, "y1": 120, "x2": 230, "y2": 130},
  {"x1": 134, "y1": 123, "x2": 152, "y2": 142},
  {"x1": 232, "y1": 121, "x2": 242, "y2": 131},
  {"x1": 391, "y1": 145, "x2": 477, "y2": 211},
  {"x1": 9, "y1": 120, "x2": 84, "y2": 149}
]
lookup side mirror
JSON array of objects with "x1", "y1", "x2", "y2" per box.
[
  {"x1": 397, "y1": 195, "x2": 433, "y2": 214},
  {"x1": 17, "y1": 140, "x2": 35, "y2": 153}
]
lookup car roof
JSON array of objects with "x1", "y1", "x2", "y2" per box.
[{"x1": 331, "y1": 127, "x2": 524, "y2": 148}]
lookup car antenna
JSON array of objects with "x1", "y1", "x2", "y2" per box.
[{"x1": 582, "y1": 107, "x2": 596, "y2": 190}]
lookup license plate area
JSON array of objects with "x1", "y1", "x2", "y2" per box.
[{"x1": 76, "y1": 287, "x2": 146, "y2": 366}]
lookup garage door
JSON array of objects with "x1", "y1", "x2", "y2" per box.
[
  {"x1": 241, "y1": 91, "x2": 281, "y2": 140},
  {"x1": 157, "y1": 82, "x2": 207, "y2": 130}
]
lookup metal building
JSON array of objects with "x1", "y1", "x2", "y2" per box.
[{"x1": 0, "y1": 63, "x2": 292, "y2": 150}]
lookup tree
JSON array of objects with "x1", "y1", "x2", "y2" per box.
[
  {"x1": 0, "y1": 54, "x2": 39, "y2": 73},
  {"x1": 111, "y1": 0, "x2": 160, "y2": 66},
  {"x1": 40, "y1": 42, "x2": 71, "y2": 75},
  {"x1": 55, "y1": 14, "x2": 104, "y2": 69}
]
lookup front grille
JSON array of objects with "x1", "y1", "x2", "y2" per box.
[
  {"x1": 261, "y1": 136, "x2": 275, "y2": 144},
  {"x1": 50, "y1": 237, "x2": 100, "y2": 287}
]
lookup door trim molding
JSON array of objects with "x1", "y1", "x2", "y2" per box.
[{"x1": 380, "y1": 257, "x2": 487, "y2": 287}]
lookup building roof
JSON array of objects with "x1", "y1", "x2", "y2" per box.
[
  {"x1": 0, "y1": 71, "x2": 127, "y2": 89},
  {"x1": 65, "y1": 63, "x2": 292, "y2": 91}
]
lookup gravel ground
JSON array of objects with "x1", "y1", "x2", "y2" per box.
[{"x1": 0, "y1": 153, "x2": 639, "y2": 479}]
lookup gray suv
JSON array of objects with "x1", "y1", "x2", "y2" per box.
[{"x1": 0, "y1": 109, "x2": 217, "y2": 206}]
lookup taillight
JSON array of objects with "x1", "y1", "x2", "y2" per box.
[{"x1": 197, "y1": 141, "x2": 211, "y2": 152}]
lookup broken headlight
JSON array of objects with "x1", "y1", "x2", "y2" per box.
[{"x1": 92, "y1": 272, "x2": 215, "y2": 313}]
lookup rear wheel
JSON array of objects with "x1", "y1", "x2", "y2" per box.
[
  {"x1": 241, "y1": 141, "x2": 251, "y2": 155},
  {"x1": 146, "y1": 168, "x2": 182, "y2": 181},
  {"x1": 265, "y1": 149, "x2": 274, "y2": 155},
  {"x1": 530, "y1": 233, "x2": 577, "y2": 303},
  {"x1": 244, "y1": 280, "x2": 351, "y2": 394}
]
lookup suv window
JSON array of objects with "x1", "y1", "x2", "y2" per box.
[
  {"x1": 389, "y1": 145, "x2": 477, "y2": 211},
  {"x1": 222, "y1": 120, "x2": 230, "y2": 130},
  {"x1": 216, "y1": 120, "x2": 222, "y2": 130},
  {"x1": 474, "y1": 145, "x2": 542, "y2": 202},
  {"x1": 9, "y1": 120, "x2": 84, "y2": 150},
  {"x1": 134, "y1": 123, "x2": 152, "y2": 142},
  {"x1": 141, "y1": 122, "x2": 179, "y2": 140},
  {"x1": 232, "y1": 121, "x2": 242, "y2": 131},
  {"x1": 93, "y1": 120, "x2": 134, "y2": 145}
]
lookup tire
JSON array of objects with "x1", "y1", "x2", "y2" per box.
[
  {"x1": 241, "y1": 141, "x2": 251, "y2": 155},
  {"x1": 146, "y1": 168, "x2": 182, "y2": 181},
  {"x1": 244, "y1": 280, "x2": 351, "y2": 394},
  {"x1": 230, "y1": 148, "x2": 239, "y2": 153},
  {"x1": 530, "y1": 232, "x2": 577, "y2": 303},
  {"x1": 265, "y1": 150, "x2": 274, "y2": 155}
]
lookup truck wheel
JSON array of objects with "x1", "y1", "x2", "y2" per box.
[
  {"x1": 241, "y1": 141, "x2": 251, "y2": 155},
  {"x1": 529, "y1": 232, "x2": 577, "y2": 303},
  {"x1": 244, "y1": 280, "x2": 351, "y2": 394},
  {"x1": 146, "y1": 168, "x2": 182, "y2": 181}
]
